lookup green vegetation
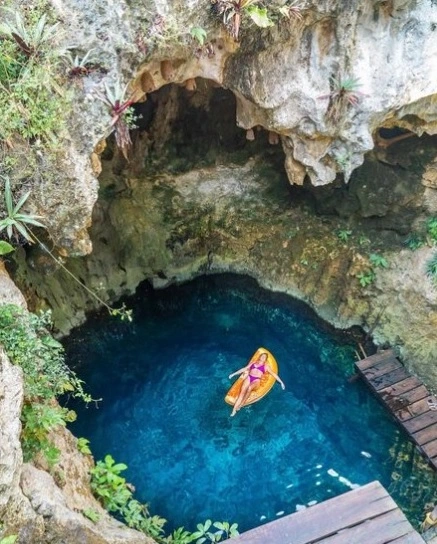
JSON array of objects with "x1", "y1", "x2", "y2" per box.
[
  {"x1": 337, "y1": 229, "x2": 352, "y2": 242},
  {"x1": 0, "y1": 536, "x2": 18, "y2": 544},
  {"x1": 0, "y1": 304, "x2": 91, "y2": 464},
  {"x1": 369, "y1": 253, "x2": 388, "y2": 269},
  {"x1": 320, "y1": 76, "x2": 363, "y2": 121},
  {"x1": 426, "y1": 217, "x2": 437, "y2": 243},
  {"x1": 77, "y1": 437, "x2": 92, "y2": 455},
  {"x1": 0, "y1": 176, "x2": 44, "y2": 243},
  {"x1": 0, "y1": 240, "x2": 14, "y2": 255},
  {"x1": 190, "y1": 27, "x2": 208, "y2": 46},
  {"x1": 90, "y1": 454, "x2": 238, "y2": 543},
  {"x1": 426, "y1": 253, "x2": 437, "y2": 283},
  {"x1": 404, "y1": 233, "x2": 425, "y2": 251},
  {"x1": 357, "y1": 269, "x2": 376, "y2": 288},
  {"x1": 0, "y1": 4, "x2": 69, "y2": 145},
  {"x1": 82, "y1": 509, "x2": 101, "y2": 523},
  {"x1": 211, "y1": 0, "x2": 273, "y2": 40}
]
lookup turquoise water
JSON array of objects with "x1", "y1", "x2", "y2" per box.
[{"x1": 65, "y1": 274, "x2": 437, "y2": 533}]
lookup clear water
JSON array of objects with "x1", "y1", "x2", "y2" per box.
[{"x1": 65, "y1": 274, "x2": 437, "y2": 534}]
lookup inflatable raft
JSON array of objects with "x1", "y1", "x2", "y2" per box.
[{"x1": 225, "y1": 347, "x2": 278, "y2": 407}]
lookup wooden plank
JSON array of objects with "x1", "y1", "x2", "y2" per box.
[
  {"x1": 420, "y1": 439, "x2": 437, "y2": 459},
  {"x1": 380, "y1": 379, "x2": 426, "y2": 403},
  {"x1": 396, "y1": 397, "x2": 436, "y2": 422},
  {"x1": 355, "y1": 350, "x2": 395, "y2": 371},
  {"x1": 403, "y1": 410, "x2": 437, "y2": 434},
  {"x1": 369, "y1": 367, "x2": 411, "y2": 391},
  {"x1": 316, "y1": 509, "x2": 419, "y2": 544},
  {"x1": 362, "y1": 358, "x2": 403, "y2": 380},
  {"x1": 227, "y1": 482, "x2": 396, "y2": 544},
  {"x1": 388, "y1": 534, "x2": 427, "y2": 544},
  {"x1": 412, "y1": 423, "x2": 437, "y2": 446}
]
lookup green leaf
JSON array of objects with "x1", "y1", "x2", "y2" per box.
[
  {"x1": 190, "y1": 27, "x2": 207, "y2": 46},
  {"x1": 245, "y1": 5, "x2": 274, "y2": 28},
  {"x1": 0, "y1": 240, "x2": 15, "y2": 255},
  {"x1": 0, "y1": 535, "x2": 19, "y2": 544}
]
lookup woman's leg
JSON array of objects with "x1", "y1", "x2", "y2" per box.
[
  {"x1": 231, "y1": 379, "x2": 250, "y2": 416},
  {"x1": 231, "y1": 380, "x2": 258, "y2": 416}
]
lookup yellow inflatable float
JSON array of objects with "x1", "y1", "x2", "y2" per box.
[{"x1": 225, "y1": 347, "x2": 278, "y2": 407}]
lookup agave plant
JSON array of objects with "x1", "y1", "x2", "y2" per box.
[
  {"x1": 61, "y1": 48, "x2": 97, "y2": 78},
  {"x1": 0, "y1": 177, "x2": 45, "y2": 243},
  {"x1": 211, "y1": 0, "x2": 273, "y2": 40},
  {"x1": 96, "y1": 80, "x2": 137, "y2": 160},
  {"x1": 0, "y1": 9, "x2": 59, "y2": 57},
  {"x1": 319, "y1": 76, "x2": 364, "y2": 121}
]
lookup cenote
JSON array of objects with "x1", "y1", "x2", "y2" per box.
[{"x1": 64, "y1": 274, "x2": 437, "y2": 534}]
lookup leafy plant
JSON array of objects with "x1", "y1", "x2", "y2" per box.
[
  {"x1": 191, "y1": 519, "x2": 239, "y2": 543},
  {"x1": 357, "y1": 269, "x2": 376, "y2": 287},
  {"x1": 0, "y1": 176, "x2": 45, "y2": 243},
  {"x1": 190, "y1": 27, "x2": 208, "y2": 46},
  {"x1": 404, "y1": 233, "x2": 425, "y2": 250},
  {"x1": 82, "y1": 508, "x2": 101, "y2": 523},
  {"x1": 369, "y1": 253, "x2": 388, "y2": 268},
  {"x1": 77, "y1": 437, "x2": 92, "y2": 455},
  {"x1": 96, "y1": 79, "x2": 138, "y2": 159},
  {"x1": 426, "y1": 217, "x2": 437, "y2": 243},
  {"x1": 426, "y1": 252, "x2": 437, "y2": 282},
  {"x1": 0, "y1": 536, "x2": 18, "y2": 544},
  {"x1": 211, "y1": 0, "x2": 273, "y2": 40},
  {"x1": 62, "y1": 48, "x2": 97, "y2": 78},
  {"x1": 0, "y1": 304, "x2": 91, "y2": 463},
  {"x1": 337, "y1": 229, "x2": 352, "y2": 242},
  {"x1": 0, "y1": 240, "x2": 14, "y2": 255},
  {"x1": 0, "y1": 9, "x2": 59, "y2": 57},
  {"x1": 275, "y1": 0, "x2": 306, "y2": 20},
  {"x1": 320, "y1": 76, "x2": 363, "y2": 121}
]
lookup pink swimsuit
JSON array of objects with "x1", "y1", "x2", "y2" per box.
[{"x1": 248, "y1": 362, "x2": 266, "y2": 383}]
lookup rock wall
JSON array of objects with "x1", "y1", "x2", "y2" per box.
[{"x1": 0, "y1": 266, "x2": 151, "y2": 543}]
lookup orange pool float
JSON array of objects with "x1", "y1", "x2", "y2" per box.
[{"x1": 225, "y1": 347, "x2": 278, "y2": 407}]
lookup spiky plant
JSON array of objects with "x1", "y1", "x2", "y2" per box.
[
  {"x1": 277, "y1": 0, "x2": 306, "y2": 20},
  {"x1": 0, "y1": 9, "x2": 59, "y2": 57},
  {"x1": 0, "y1": 176, "x2": 44, "y2": 243},
  {"x1": 426, "y1": 253, "x2": 437, "y2": 283},
  {"x1": 320, "y1": 76, "x2": 364, "y2": 121},
  {"x1": 211, "y1": 0, "x2": 272, "y2": 40},
  {"x1": 96, "y1": 80, "x2": 137, "y2": 160},
  {"x1": 62, "y1": 48, "x2": 97, "y2": 78}
]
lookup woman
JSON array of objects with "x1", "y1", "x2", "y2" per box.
[{"x1": 228, "y1": 352, "x2": 285, "y2": 417}]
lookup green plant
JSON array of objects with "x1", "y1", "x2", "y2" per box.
[
  {"x1": 320, "y1": 76, "x2": 363, "y2": 121},
  {"x1": 426, "y1": 253, "x2": 437, "y2": 282},
  {"x1": 426, "y1": 217, "x2": 437, "y2": 243},
  {"x1": 191, "y1": 520, "x2": 239, "y2": 543},
  {"x1": 96, "y1": 79, "x2": 138, "y2": 159},
  {"x1": 0, "y1": 536, "x2": 18, "y2": 544},
  {"x1": 0, "y1": 240, "x2": 14, "y2": 255},
  {"x1": 357, "y1": 269, "x2": 376, "y2": 287},
  {"x1": 0, "y1": 304, "x2": 91, "y2": 463},
  {"x1": 404, "y1": 233, "x2": 425, "y2": 250},
  {"x1": 369, "y1": 253, "x2": 388, "y2": 268},
  {"x1": 77, "y1": 437, "x2": 92, "y2": 455},
  {"x1": 337, "y1": 229, "x2": 352, "y2": 242},
  {"x1": 90, "y1": 454, "x2": 133, "y2": 512},
  {"x1": 211, "y1": 0, "x2": 273, "y2": 40},
  {"x1": 0, "y1": 176, "x2": 44, "y2": 243},
  {"x1": 190, "y1": 27, "x2": 207, "y2": 46},
  {"x1": 61, "y1": 48, "x2": 96, "y2": 78},
  {"x1": 0, "y1": 5, "x2": 68, "y2": 145},
  {"x1": 275, "y1": 0, "x2": 306, "y2": 20},
  {"x1": 82, "y1": 508, "x2": 101, "y2": 523},
  {"x1": 0, "y1": 9, "x2": 59, "y2": 57}
]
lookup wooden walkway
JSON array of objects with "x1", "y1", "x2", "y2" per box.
[
  {"x1": 227, "y1": 481, "x2": 425, "y2": 543},
  {"x1": 355, "y1": 349, "x2": 437, "y2": 470}
]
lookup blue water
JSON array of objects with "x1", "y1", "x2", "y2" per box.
[{"x1": 65, "y1": 274, "x2": 437, "y2": 533}]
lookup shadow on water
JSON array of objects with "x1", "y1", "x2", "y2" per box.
[{"x1": 63, "y1": 273, "x2": 437, "y2": 533}]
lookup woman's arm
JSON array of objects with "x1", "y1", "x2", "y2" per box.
[
  {"x1": 266, "y1": 367, "x2": 285, "y2": 390},
  {"x1": 229, "y1": 365, "x2": 249, "y2": 379}
]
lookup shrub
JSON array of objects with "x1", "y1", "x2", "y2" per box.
[
  {"x1": 426, "y1": 253, "x2": 437, "y2": 282},
  {"x1": 0, "y1": 304, "x2": 90, "y2": 463}
]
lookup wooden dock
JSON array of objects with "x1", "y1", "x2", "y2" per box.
[
  {"x1": 226, "y1": 481, "x2": 425, "y2": 543},
  {"x1": 355, "y1": 349, "x2": 437, "y2": 470}
]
